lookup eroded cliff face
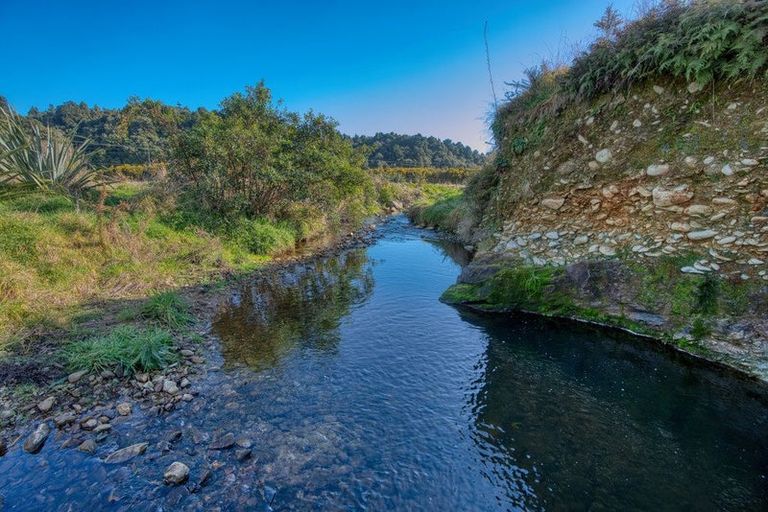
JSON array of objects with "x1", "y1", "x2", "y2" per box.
[{"x1": 450, "y1": 80, "x2": 768, "y2": 379}]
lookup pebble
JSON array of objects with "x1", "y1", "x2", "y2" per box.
[
  {"x1": 37, "y1": 397, "x2": 55, "y2": 413},
  {"x1": 687, "y1": 230, "x2": 717, "y2": 241},
  {"x1": 163, "y1": 380, "x2": 179, "y2": 395},
  {"x1": 164, "y1": 462, "x2": 190, "y2": 485},
  {"x1": 116, "y1": 403, "x2": 132, "y2": 416},
  {"x1": 209, "y1": 433, "x2": 236, "y2": 450},
  {"x1": 68, "y1": 370, "x2": 88, "y2": 384},
  {"x1": 595, "y1": 149, "x2": 613, "y2": 163}
]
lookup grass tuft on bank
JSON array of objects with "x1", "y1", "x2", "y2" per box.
[{"x1": 64, "y1": 325, "x2": 177, "y2": 375}]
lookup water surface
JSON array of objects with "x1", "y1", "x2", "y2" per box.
[{"x1": 1, "y1": 216, "x2": 767, "y2": 510}]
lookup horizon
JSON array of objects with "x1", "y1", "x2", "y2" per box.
[{"x1": 1, "y1": 0, "x2": 635, "y2": 151}]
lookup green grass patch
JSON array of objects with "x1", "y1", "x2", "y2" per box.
[
  {"x1": 64, "y1": 325, "x2": 177, "y2": 374},
  {"x1": 139, "y1": 291, "x2": 193, "y2": 329},
  {"x1": 440, "y1": 283, "x2": 483, "y2": 304}
]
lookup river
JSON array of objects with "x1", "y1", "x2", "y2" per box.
[{"x1": 1, "y1": 216, "x2": 767, "y2": 510}]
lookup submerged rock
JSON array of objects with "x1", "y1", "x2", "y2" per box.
[
  {"x1": 164, "y1": 462, "x2": 190, "y2": 485},
  {"x1": 104, "y1": 442, "x2": 148, "y2": 464},
  {"x1": 209, "y1": 433, "x2": 235, "y2": 450}
]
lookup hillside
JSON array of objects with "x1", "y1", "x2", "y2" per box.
[{"x1": 429, "y1": 1, "x2": 768, "y2": 380}]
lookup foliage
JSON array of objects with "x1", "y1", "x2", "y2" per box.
[
  {"x1": 0, "y1": 107, "x2": 104, "y2": 198},
  {"x1": 27, "y1": 98, "x2": 199, "y2": 168},
  {"x1": 140, "y1": 291, "x2": 193, "y2": 329},
  {"x1": 64, "y1": 325, "x2": 176, "y2": 374},
  {"x1": 171, "y1": 83, "x2": 374, "y2": 223},
  {"x1": 351, "y1": 132, "x2": 485, "y2": 168}
]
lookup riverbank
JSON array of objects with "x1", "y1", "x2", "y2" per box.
[{"x1": 0, "y1": 214, "x2": 386, "y2": 457}]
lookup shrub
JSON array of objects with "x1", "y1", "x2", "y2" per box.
[
  {"x1": 229, "y1": 217, "x2": 297, "y2": 255},
  {"x1": 64, "y1": 325, "x2": 176, "y2": 374}
]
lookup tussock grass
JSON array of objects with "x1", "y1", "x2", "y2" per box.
[
  {"x1": 64, "y1": 325, "x2": 176, "y2": 374},
  {"x1": 139, "y1": 291, "x2": 193, "y2": 329}
]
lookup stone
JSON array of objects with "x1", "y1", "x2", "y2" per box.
[
  {"x1": 595, "y1": 149, "x2": 612, "y2": 163},
  {"x1": 602, "y1": 185, "x2": 619, "y2": 199},
  {"x1": 721, "y1": 164, "x2": 734, "y2": 176},
  {"x1": 687, "y1": 230, "x2": 718, "y2": 241},
  {"x1": 717, "y1": 236, "x2": 736, "y2": 245},
  {"x1": 670, "y1": 222, "x2": 690, "y2": 233},
  {"x1": 116, "y1": 403, "x2": 132, "y2": 416},
  {"x1": 37, "y1": 397, "x2": 55, "y2": 413},
  {"x1": 235, "y1": 449, "x2": 252, "y2": 461},
  {"x1": 653, "y1": 85, "x2": 665, "y2": 95},
  {"x1": 633, "y1": 119, "x2": 642, "y2": 128},
  {"x1": 748, "y1": 258, "x2": 765, "y2": 265},
  {"x1": 82, "y1": 418, "x2": 98, "y2": 430},
  {"x1": 685, "y1": 204, "x2": 713, "y2": 217},
  {"x1": 646, "y1": 164, "x2": 670, "y2": 177},
  {"x1": 94, "y1": 423, "x2": 112, "y2": 434},
  {"x1": 209, "y1": 433, "x2": 236, "y2": 450},
  {"x1": 54, "y1": 413, "x2": 76, "y2": 428},
  {"x1": 681, "y1": 266, "x2": 705, "y2": 274},
  {"x1": 741, "y1": 158, "x2": 759, "y2": 166},
  {"x1": 652, "y1": 186, "x2": 693, "y2": 207},
  {"x1": 104, "y1": 442, "x2": 149, "y2": 464},
  {"x1": 162, "y1": 380, "x2": 179, "y2": 395},
  {"x1": 712, "y1": 197, "x2": 737, "y2": 206},
  {"x1": 23, "y1": 423, "x2": 51, "y2": 454},
  {"x1": 599, "y1": 245, "x2": 616, "y2": 256},
  {"x1": 573, "y1": 235, "x2": 589, "y2": 245},
  {"x1": 164, "y1": 462, "x2": 190, "y2": 485},
  {"x1": 703, "y1": 156, "x2": 715, "y2": 165},
  {"x1": 541, "y1": 197, "x2": 565, "y2": 210},
  {"x1": 78, "y1": 439, "x2": 97, "y2": 453},
  {"x1": 0, "y1": 439, "x2": 7, "y2": 457},
  {"x1": 134, "y1": 373, "x2": 149, "y2": 383},
  {"x1": 68, "y1": 370, "x2": 88, "y2": 384},
  {"x1": 687, "y1": 82, "x2": 703, "y2": 94},
  {"x1": 683, "y1": 156, "x2": 698, "y2": 168}
]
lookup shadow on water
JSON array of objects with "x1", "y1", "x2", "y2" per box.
[{"x1": 461, "y1": 310, "x2": 768, "y2": 510}]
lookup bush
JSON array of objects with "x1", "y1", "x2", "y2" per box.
[
  {"x1": 229, "y1": 217, "x2": 297, "y2": 255},
  {"x1": 64, "y1": 325, "x2": 176, "y2": 374}
]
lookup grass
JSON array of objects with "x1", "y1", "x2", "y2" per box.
[
  {"x1": 64, "y1": 325, "x2": 177, "y2": 375},
  {"x1": 139, "y1": 291, "x2": 193, "y2": 329}
]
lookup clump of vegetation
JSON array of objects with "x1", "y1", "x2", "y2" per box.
[
  {"x1": 64, "y1": 325, "x2": 176, "y2": 374},
  {"x1": 486, "y1": 265, "x2": 566, "y2": 312},
  {"x1": 140, "y1": 291, "x2": 193, "y2": 329},
  {"x1": 370, "y1": 166, "x2": 479, "y2": 185},
  {"x1": 0, "y1": 106, "x2": 105, "y2": 201}
]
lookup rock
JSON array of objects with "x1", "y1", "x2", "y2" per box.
[
  {"x1": 68, "y1": 370, "x2": 88, "y2": 384},
  {"x1": 670, "y1": 222, "x2": 690, "y2": 233},
  {"x1": 712, "y1": 197, "x2": 737, "y2": 206},
  {"x1": 54, "y1": 412, "x2": 76, "y2": 428},
  {"x1": 633, "y1": 119, "x2": 642, "y2": 128},
  {"x1": 235, "y1": 449, "x2": 252, "y2": 461},
  {"x1": 685, "y1": 204, "x2": 713, "y2": 217},
  {"x1": 78, "y1": 439, "x2": 97, "y2": 453},
  {"x1": 180, "y1": 377, "x2": 190, "y2": 388},
  {"x1": 24, "y1": 423, "x2": 51, "y2": 454},
  {"x1": 162, "y1": 380, "x2": 179, "y2": 395},
  {"x1": 721, "y1": 164, "x2": 734, "y2": 176},
  {"x1": 652, "y1": 186, "x2": 693, "y2": 207},
  {"x1": 573, "y1": 235, "x2": 589, "y2": 245},
  {"x1": 37, "y1": 397, "x2": 55, "y2": 413},
  {"x1": 182, "y1": 393, "x2": 194, "y2": 402},
  {"x1": 602, "y1": 185, "x2": 619, "y2": 199},
  {"x1": 104, "y1": 442, "x2": 149, "y2": 464},
  {"x1": 681, "y1": 266, "x2": 705, "y2": 274},
  {"x1": 209, "y1": 433, "x2": 236, "y2": 450},
  {"x1": 653, "y1": 85, "x2": 665, "y2": 95},
  {"x1": 82, "y1": 418, "x2": 98, "y2": 430},
  {"x1": 687, "y1": 230, "x2": 718, "y2": 241},
  {"x1": 134, "y1": 373, "x2": 149, "y2": 383},
  {"x1": 741, "y1": 158, "x2": 759, "y2": 166},
  {"x1": 94, "y1": 423, "x2": 112, "y2": 434},
  {"x1": 683, "y1": 156, "x2": 698, "y2": 168},
  {"x1": 687, "y1": 82, "x2": 703, "y2": 94},
  {"x1": 595, "y1": 149, "x2": 612, "y2": 163},
  {"x1": 0, "y1": 439, "x2": 7, "y2": 457},
  {"x1": 164, "y1": 462, "x2": 190, "y2": 485},
  {"x1": 179, "y1": 349, "x2": 194, "y2": 357},
  {"x1": 646, "y1": 164, "x2": 670, "y2": 177},
  {"x1": 599, "y1": 245, "x2": 616, "y2": 257},
  {"x1": 717, "y1": 236, "x2": 736, "y2": 245},
  {"x1": 748, "y1": 258, "x2": 765, "y2": 265},
  {"x1": 116, "y1": 403, "x2": 132, "y2": 416},
  {"x1": 541, "y1": 197, "x2": 565, "y2": 210}
]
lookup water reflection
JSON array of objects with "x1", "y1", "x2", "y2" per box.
[{"x1": 213, "y1": 249, "x2": 374, "y2": 369}]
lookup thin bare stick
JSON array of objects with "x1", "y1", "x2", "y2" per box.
[{"x1": 484, "y1": 21, "x2": 498, "y2": 109}]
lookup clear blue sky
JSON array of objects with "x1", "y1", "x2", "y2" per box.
[{"x1": 1, "y1": 0, "x2": 635, "y2": 150}]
